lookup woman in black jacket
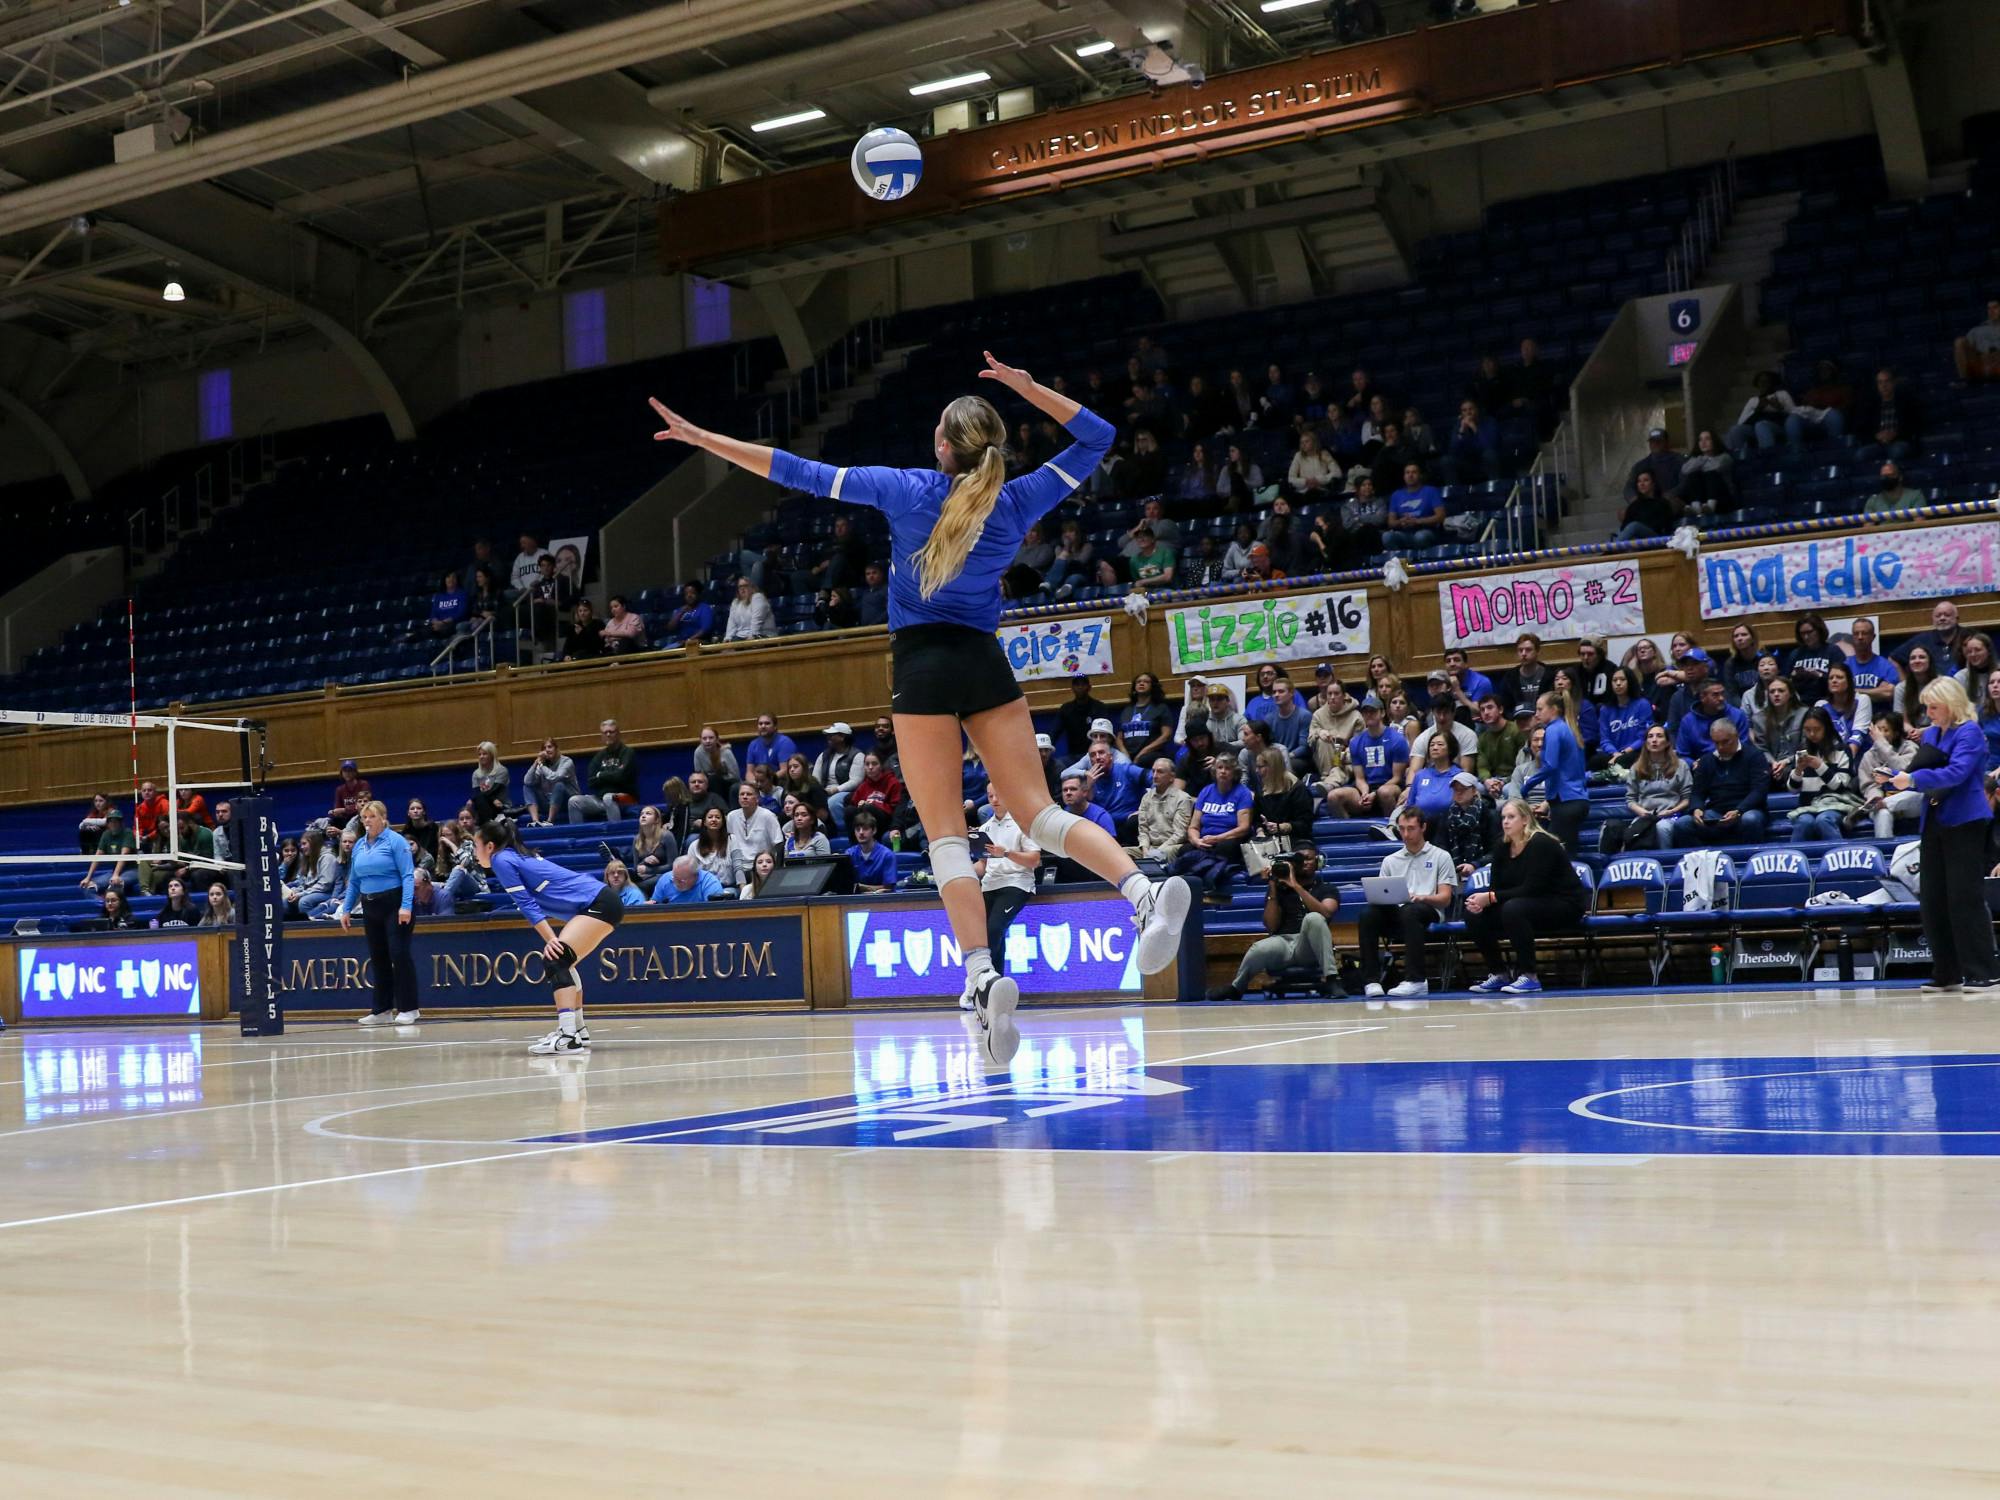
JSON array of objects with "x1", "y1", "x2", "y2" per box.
[
  {"x1": 1462, "y1": 797, "x2": 1585, "y2": 996},
  {"x1": 1251, "y1": 748, "x2": 1317, "y2": 850}
]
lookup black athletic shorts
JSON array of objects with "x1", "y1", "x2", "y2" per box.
[
  {"x1": 584, "y1": 884, "x2": 626, "y2": 928},
  {"x1": 891, "y1": 622, "x2": 1023, "y2": 718}
]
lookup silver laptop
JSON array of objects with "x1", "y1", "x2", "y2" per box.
[{"x1": 1360, "y1": 876, "x2": 1407, "y2": 905}]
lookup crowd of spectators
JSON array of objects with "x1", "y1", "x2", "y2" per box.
[{"x1": 61, "y1": 591, "x2": 2000, "y2": 979}]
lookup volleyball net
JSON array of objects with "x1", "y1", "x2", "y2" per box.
[{"x1": 0, "y1": 709, "x2": 268, "y2": 872}]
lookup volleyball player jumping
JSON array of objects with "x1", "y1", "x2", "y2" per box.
[
  {"x1": 648, "y1": 353, "x2": 1189, "y2": 1067},
  {"x1": 473, "y1": 819, "x2": 626, "y2": 1054}
]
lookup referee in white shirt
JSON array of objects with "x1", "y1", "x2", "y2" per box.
[{"x1": 964, "y1": 787, "x2": 1041, "y2": 1008}]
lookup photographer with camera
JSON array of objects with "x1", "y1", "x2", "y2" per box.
[{"x1": 1206, "y1": 844, "x2": 1342, "y2": 1002}]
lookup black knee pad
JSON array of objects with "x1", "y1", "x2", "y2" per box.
[{"x1": 548, "y1": 941, "x2": 579, "y2": 990}]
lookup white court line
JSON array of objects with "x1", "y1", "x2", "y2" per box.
[
  {"x1": 1151, "y1": 1027, "x2": 1382, "y2": 1065},
  {"x1": 0, "y1": 1022, "x2": 1377, "y2": 1231},
  {"x1": 0, "y1": 1142, "x2": 606, "y2": 1233},
  {"x1": 0, "y1": 1047, "x2": 848, "y2": 1144}
]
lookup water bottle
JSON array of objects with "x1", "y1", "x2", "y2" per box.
[
  {"x1": 1836, "y1": 930, "x2": 1855, "y2": 982},
  {"x1": 1709, "y1": 944, "x2": 1726, "y2": 985}
]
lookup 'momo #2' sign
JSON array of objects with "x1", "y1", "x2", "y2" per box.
[{"x1": 1698, "y1": 521, "x2": 2000, "y2": 619}]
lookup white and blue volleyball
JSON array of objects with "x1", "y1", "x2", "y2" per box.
[{"x1": 850, "y1": 127, "x2": 924, "y2": 202}]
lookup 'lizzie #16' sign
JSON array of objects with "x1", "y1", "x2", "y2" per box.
[{"x1": 1166, "y1": 589, "x2": 1370, "y2": 675}]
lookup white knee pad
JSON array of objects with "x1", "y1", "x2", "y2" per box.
[
  {"x1": 1027, "y1": 804, "x2": 1083, "y2": 858},
  {"x1": 928, "y1": 835, "x2": 977, "y2": 889}
]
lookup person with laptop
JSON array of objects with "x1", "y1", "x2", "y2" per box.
[
  {"x1": 1356, "y1": 807, "x2": 1458, "y2": 999},
  {"x1": 1205, "y1": 843, "x2": 1342, "y2": 1002}
]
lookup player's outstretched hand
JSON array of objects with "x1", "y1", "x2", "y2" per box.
[
  {"x1": 649, "y1": 397, "x2": 706, "y2": 447},
  {"x1": 977, "y1": 351, "x2": 1033, "y2": 396}
]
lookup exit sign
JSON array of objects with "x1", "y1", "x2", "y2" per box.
[{"x1": 1668, "y1": 340, "x2": 1699, "y2": 366}]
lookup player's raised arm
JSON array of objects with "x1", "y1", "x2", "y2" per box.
[
  {"x1": 977, "y1": 351, "x2": 1082, "y2": 427},
  {"x1": 649, "y1": 396, "x2": 777, "y2": 480}
]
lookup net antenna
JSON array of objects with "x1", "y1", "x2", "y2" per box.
[{"x1": 0, "y1": 709, "x2": 263, "y2": 874}]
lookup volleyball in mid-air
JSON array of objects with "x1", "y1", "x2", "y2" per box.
[{"x1": 851, "y1": 127, "x2": 924, "y2": 202}]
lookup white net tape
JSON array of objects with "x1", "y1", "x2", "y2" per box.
[{"x1": 0, "y1": 710, "x2": 260, "y2": 870}]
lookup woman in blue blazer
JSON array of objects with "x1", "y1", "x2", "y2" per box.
[{"x1": 1881, "y1": 678, "x2": 1998, "y2": 992}]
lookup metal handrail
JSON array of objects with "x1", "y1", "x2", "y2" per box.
[
  {"x1": 1666, "y1": 148, "x2": 1739, "y2": 293},
  {"x1": 428, "y1": 615, "x2": 494, "y2": 679}
]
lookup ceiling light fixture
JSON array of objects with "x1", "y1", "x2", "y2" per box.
[
  {"x1": 162, "y1": 280, "x2": 186, "y2": 303},
  {"x1": 1258, "y1": 0, "x2": 1319, "y2": 11},
  {"x1": 909, "y1": 71, "x2": 991, "y2": 97},
  {"x1": 750, "y1": 107, "x2": 828, "y2": 133},
  {"x1": 1075, "y1": 40, "x2": 1115, "y2": 57}
]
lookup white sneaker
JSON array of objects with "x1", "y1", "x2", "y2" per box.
[
  {"x1": 528, "y1": 1028, "x2": 589, "y2": 1055},
  {"x1": 357, "y1": 1010, "x2": 392, "y2": 1026},
  {"x1": 1363, "y1": 982, "x2": 1385, "y2": 998},
  {"x1": 969, "y1": 971, "x2": 1020, "y2": 1070},
  {"x1": 1132, "y1": 879, "x2": 1191, "y2": 976},
  {"x1": 1387, "y1": 979, "x2": 1428, "y2": 998},
  {"x1": 394, "y1": 1010, "x2": 421, "y2": 1024}
]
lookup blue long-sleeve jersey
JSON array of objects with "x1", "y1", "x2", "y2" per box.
[
  {"x1": 340, "y1": 828, "x2": 414, "y2": 914},
  {"x1": 492, "y1": 847, "x2": 608, "y2": 927},
  {"x1": 1523, "y1": 717, "x2": 1588, "y2": 803},
  {"x1": 767, "y1": 405, "x2": 1114, "y2": 632}
]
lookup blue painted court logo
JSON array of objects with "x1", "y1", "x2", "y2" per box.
[{"x1": 525, "y1": 1052, "x2": 2000, "y2": 1157}]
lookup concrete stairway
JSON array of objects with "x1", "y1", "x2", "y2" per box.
[
  {"x1": 758, "y1": 343, "x2": 920, "y2": 463},
  {"x1": 1697, "y1": 190, "x2": 1801, "y2": 325}
]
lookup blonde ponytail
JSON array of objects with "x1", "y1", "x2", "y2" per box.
[
  {"x1": 914, "y1": 395, "x2": 1010, "y2": 598},
  {"x1": 1542, "y1": 688, "x2": 1581, "y2": 745}
]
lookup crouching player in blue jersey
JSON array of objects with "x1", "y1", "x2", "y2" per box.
[
  {"x1": 474, "y1": 819, "x2": 626, "y2": 1054},
  {"x1": 648, "y1": 352, "x2": 1191, "y2": 1070}
]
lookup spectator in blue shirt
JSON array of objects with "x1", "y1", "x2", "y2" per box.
[
  {"x1": 1676, "y1": 678, "x2": 1751, "y2": 762},
  {"x1": 1523, "y1": 691, "x2": 1590, "y2": 852},
  {"x1": 1383, "y1": 462, "x2": 1445, "y2": 552},
  {"x1": 659, "y1": 854, "x2": 723, "y2": 904},
  {"x1": 1438, "y1": 648, "x2": 1494, "y2": 711},
  {"x1": 1047, "y1": 773, "x2": 1118, "y2": 884},
  {"x1": 667, "y1": 582, "x2": 713, "y2": 645},
  {"x1": 337, "y1": 799, "x2": 421, "y2": 1024},
  {"x1": 1845, "y1": 616, "x2": 1901, "y2": 710},
  {"x1": 428, "y1": 570, "x2": 470, "y2": 639},
  {"x1": 1264, "y1": 675, "x2": 1313, "y2": 773},
  {"x1": 410, "y1": 866, "x2": 454, "y2": 917},
  {"x1": 847, "y1": 809, "x2": 899, "y2": 891},
  {"x1": 1442, "y1": 398, "x2": 1501, "y2": 484},
  {"x1": 743, "y1": 713, "x2": 799, "y2": 773},
  {"x1": 1084, "y1": 743, "x2": 1147, "y2": 840},
  {"x1": 1600, "y1": 668, "x2": 1654, "y2": 767},
  {"x1": 1169, "y1": 758, "x2": 1254, "y2": 897},
  {"x1": 1328, "y1": 699, "x2": 1410, "y2": 818}
]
